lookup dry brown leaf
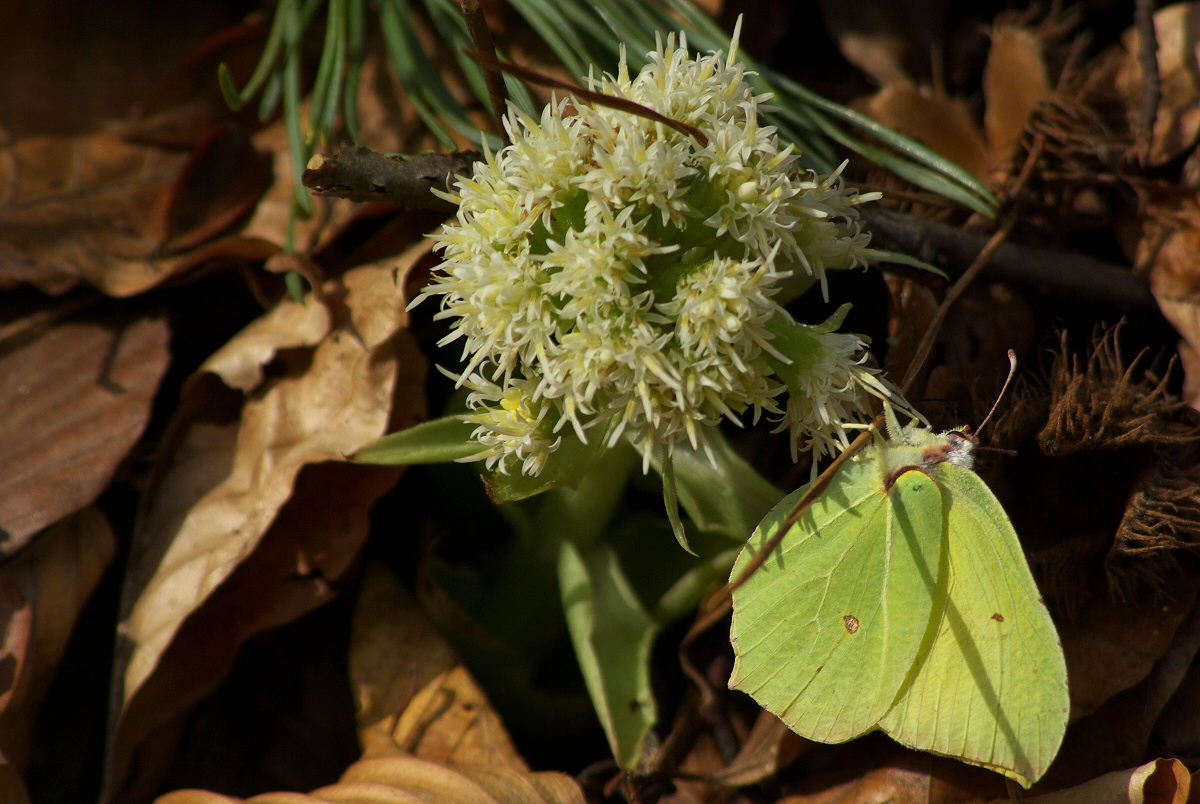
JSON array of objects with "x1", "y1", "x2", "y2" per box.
[
  {"x1": 1059, "y1": 584, "x2": 1200, "y2": 720},
  {"x1": 153, "y1": 757, "x2": 584, "y2": 804},
  {"x1": 0, "y1": 3, "x2": 281, "y2": 297},
  {"x1": 984, "y1": 23, "x2": 1053, "y2": 171},
  {"x1": 861, "y1": 85, "x2": 991, "y2": 183},
  {"x1": 1026, "y1": 758, "x2": 1190, "y2": 804},
  {"x1": 352, "y1": 563, "x2": 526, "y2": 771},
  {"x1": 1139, "y1": 196, "x2": 1200, "y2": 410},
  {"x1": 0, "y1": 312, "x2": 169, "y2": 556},
  {"x1": 708, "y1": 711, "x2": 807, "y2": 787},
  {"x1": 817, "y1": 0, "x2": 949, "y2": 87},
  {"x1": 105, "y1": 246, "x2": 430, "y2": 803},
  {"x1": 0, "y1": 507, "x2": 116, "y2": 776},
  {"x1": 1039, "y1": 597, "x2": 1200, "y2": 791},
  {"x1": 200, "y1": 293, "x2": 330, "y2": 394},
  {"x1": 780, "y1": 749, "x2": 1006, "y2": 804},
  {"x1": 1116, "y1": 2, "x2": 1200, "y2": 166}
]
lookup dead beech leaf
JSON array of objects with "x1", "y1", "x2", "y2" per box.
[
  {"x1": 780, "y1": 750, "x2": 1007, "y2": 804},
  {"x1": 1139, "y1": 196, "x2": 1200, "y2": 410},
  {"x1": 984, "y1": 23, "x2": 1053, "y2": 171},
  {"x1": 861, "y1": 84, "x2": 992, "y2": 182},
  {"x1": 1059, "y1": 583, "x2": 1200, "y2": 720},
  {"x1": 1116, "y1": 2, "x2": 1200, "y2": 165},
  {"x1": 106, "y1": 248, "x2": 429, "y2": 804},
  {"x1": 0, "y1": 507, "x2": 116, "y2": 775},
  {"x1": 200, "y1": 293, "x2": 330, "y2": 394},
  {"x1": 710, "y1": 711, "x2": 807, "y2": 787},
  {"x1": 0, "y1": 126, "x2": 276, "y2": 298},
  {"x1": 0, "y1": 3, "x2": 280, "y2": 297},
  {"x1": 0, "y1": 313, "x2": 169, "y2": 556},
  {"x1": 1025, "y1": 758, "x2": 1190, "y2": 804},
  {"x1": 154, "y1": 757, "x2": 584, "y2": 804},
  {"x1": 352, "y1": 563, "x2": 526, "y2": 771}
]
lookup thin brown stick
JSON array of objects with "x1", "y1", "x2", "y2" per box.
[
  {"x1": 302, "y1": 147, "x2": 476, "y2": 211},
  {"x1": 1133, "y1": 0, "x2": 1160, "y2": 165},
  {"x1": 456, "y1": 0, "x2": 509, "y2": 140},
  {"x1": 464, "y1": 49, "x2": 709, "y2": 146}
]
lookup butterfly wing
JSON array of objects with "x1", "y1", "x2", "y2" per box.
[
  {"x1": 729, "y1": 459, "x2": 945, "y2": 743},
  {"x1": 878, "y1": 463, "x2": 1069, "y2": 787}
]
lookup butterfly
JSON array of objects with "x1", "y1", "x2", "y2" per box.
[{"x1": 728, "y1": 415, "x2": 1069, "y2": 787}]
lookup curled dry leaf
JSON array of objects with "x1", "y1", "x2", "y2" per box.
[
  {"x1": 1025, "y1": 758, "x2": 1191, "y2": 804},
  {"x1": 710, "y1": 711, "x2": 809, "y2": 787},
  {"x1": 778, "y1": 750, "x2": 1007, "y2": 804},
  {"x1": 0, "y1": 313, "x2": 169, "y2": 556},
  {"x1": 0, "y1": 124, "x2": 277, "y2": 298},
  {"x1": 154, "y1": 756, "x2": 584, "y2": 804},
  {"x1": 106, "y1": 244, "x2": 431, "y2": 803},
  {"x1": 351, "y1": 563, "x2": 528, "y2": 770},
  {"x1": 1040, "y1": 596, "x2": 1200, "y2": 790},
  {"x1": 153, "y1": 564, "x2": 588, "y2": 804}
]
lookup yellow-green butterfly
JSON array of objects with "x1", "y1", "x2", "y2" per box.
[{"x1": 728, "y1": 416, "x2": 1069, "y2": 787}]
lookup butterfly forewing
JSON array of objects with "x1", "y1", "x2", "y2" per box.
[
  {"x1": 878, "y1": 463, "x2": 1069, "y2": 787},
  {"x1": 729, "y1": 459, "x2": 946, "y2": 743}
]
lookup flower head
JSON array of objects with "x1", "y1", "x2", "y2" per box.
[{"x1": 418, "y1": 23, "x2": 899, "y2": 475}]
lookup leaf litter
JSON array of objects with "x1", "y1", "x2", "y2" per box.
[{"x1": 7, "y1": 2, "x2": 1200, "y2": 804}]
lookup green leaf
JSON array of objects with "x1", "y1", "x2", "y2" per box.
[
  {"x1": 559, "y1": 539, "x2": 659, "y2": 770},
  {"x1": 483, "y1": 426, "x2": 613, "y2": 503},
  {"x1": 729, "y1": 426, "x2": 1069, "y2": 787},
  {"x1": 352, "y1": 415, "x2": 482, "y2": 464},
  {"x1": 654, "y1": 429, "x2": 780, "y2": 542}
]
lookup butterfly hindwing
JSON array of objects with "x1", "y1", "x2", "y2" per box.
[
  {"x1": 729, "y1": 457, "x2": 945, "y2": 743},
  {"x1": 878, "y1": 462, "x2": 1069, "y2": 787}
]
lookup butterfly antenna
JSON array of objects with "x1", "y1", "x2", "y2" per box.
[{"x1": 975, "y1": 349, "x2": 1018, "y2": 441}]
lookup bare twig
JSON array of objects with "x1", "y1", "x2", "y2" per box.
[
  {"x1": 862, "y1": 206, "x2": 1156, "y2": 312},
  {"x1": 457, "y1": 0, "x2": 509, "y2": 139},
  {"x1": 1133, "y1": 0, "x2": 1160, "y2": 165},
  {"x1": 301, "y1": 146, "x2": 477, "y2": 211},
  {"x1": 464, "y1": 49, "x2": 709, "y2": 146}
]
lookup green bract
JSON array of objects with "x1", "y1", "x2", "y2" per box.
[
  {"x1": 417, "y1": 25, "x2": 905, "y2": 476},
  {"x1": 729, "y1": 423, "x2": 1070, "y2": 787}
]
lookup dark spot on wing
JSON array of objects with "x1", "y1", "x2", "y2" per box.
[
  {"x1": 991, "y1": 612, "x2": 1004, "y2": 623},
  {"x1": 843, "y1": 615, "x2": 860, "y2": 634}
]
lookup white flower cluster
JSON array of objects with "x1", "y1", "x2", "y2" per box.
[{"x1": 420, "y1": 26, "x2": 896, "y2": 475}]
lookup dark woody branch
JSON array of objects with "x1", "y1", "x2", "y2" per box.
[{"x1": 302, "y1": 146, "x2": 478, "y2": 213}]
